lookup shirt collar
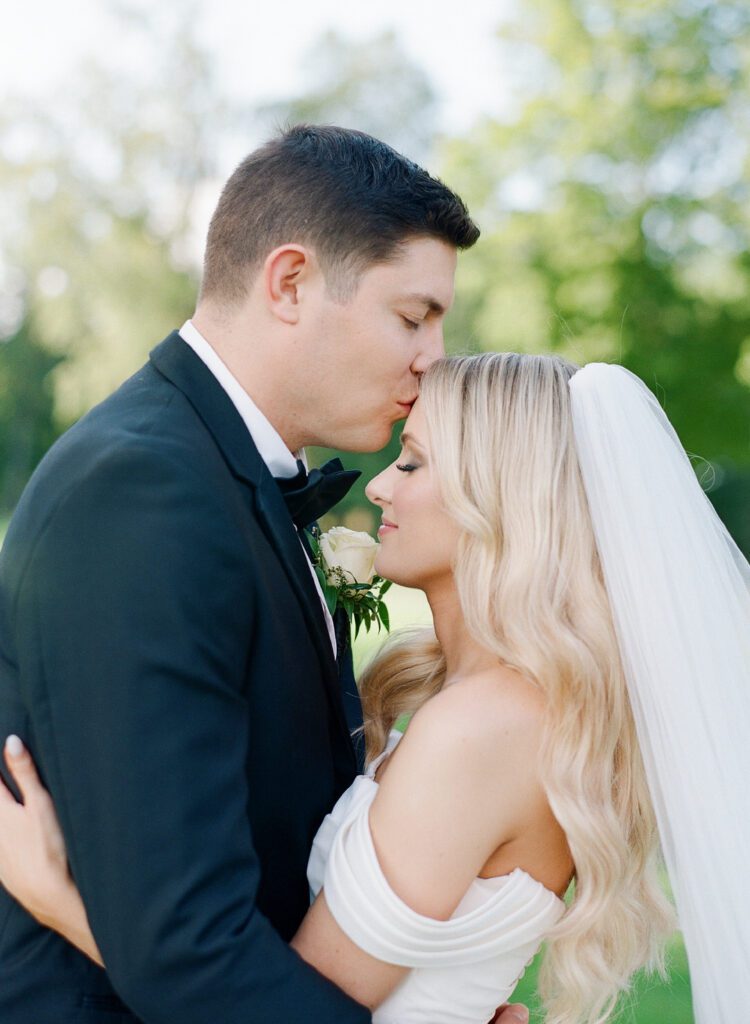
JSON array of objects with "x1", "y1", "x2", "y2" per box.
[{"x1": 179, "y1": 319, "x2": 304, "y2": 479}]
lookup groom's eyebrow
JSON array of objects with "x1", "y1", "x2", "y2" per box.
[{"x1": 400, "y1": 292, "x2": 446, "y2": 315}]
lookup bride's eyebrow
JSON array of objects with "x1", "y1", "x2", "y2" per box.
[{"x1": 399, "y1": 432, "x2": 424, "y2": 451}]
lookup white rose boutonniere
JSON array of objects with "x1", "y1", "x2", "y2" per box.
[
  {"x1": 319, "y1": 527, "x2": 378, "y2": 587},
  {"x1": 308, "y1": 526, "x2": 391, "y2": 636}
]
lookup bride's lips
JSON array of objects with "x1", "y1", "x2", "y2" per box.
[{"x1": 378, "y1": 518, "x2": 398, "y2": 537}]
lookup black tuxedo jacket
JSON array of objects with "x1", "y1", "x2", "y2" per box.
[{"x1": 0, "y1": 332, "x2": 371, "y2": 1023}]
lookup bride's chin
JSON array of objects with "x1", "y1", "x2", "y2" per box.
[
  {"x1": 374, "y1": 555, "x2": 394, "y2": 580},
  {"x1": 374, "y1": 560, "x2": 416, "y2": 591}
]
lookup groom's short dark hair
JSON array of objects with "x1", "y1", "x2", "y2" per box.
[{"x1": 201, "y1": 124, "x2": 480, "y2": 303}]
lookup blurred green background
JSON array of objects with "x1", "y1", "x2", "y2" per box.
[{"x1": 5, "y1": 0, "x2": 750, "y2": 1018}]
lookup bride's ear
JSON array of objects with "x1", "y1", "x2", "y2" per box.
[{"x1": 263, "y1": 244, "x2": 316, "y2": 325}]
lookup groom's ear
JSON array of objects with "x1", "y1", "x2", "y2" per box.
[{"x1": 262, "y1": 244, "x2": 318, "y2": 325}]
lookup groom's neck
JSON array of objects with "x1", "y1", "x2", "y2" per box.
[{"x1": 191, "y1": 304, "x2": 312, "y2": 454}]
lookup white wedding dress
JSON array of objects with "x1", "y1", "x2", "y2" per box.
[{"x1": 308, "y1": 730, "x2": 566, "y2": 1024}]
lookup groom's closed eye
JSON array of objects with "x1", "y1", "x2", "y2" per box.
[
  {"x1": 398, "y1": 293, "x2": 446, "y2": 316},
  {"x1": 401, "y1": 317, "x2": 422, "y2": 331}
]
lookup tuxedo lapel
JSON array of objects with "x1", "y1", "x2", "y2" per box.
[
  {"x1": 149, "y1": 334, "x2": 334, "y2": 657},
  {"x1": 254, "y1": 476, "x2": 338, "y2": 684},
  {"x1": 253, "y1": 479, "x2": 356, "y2": 776},
  {"x1": 151, "y1": 331, "x2": 356, "y2": 749},
  {"x1": 150, "y1": 332, "x2": 356, "y2": 767}
]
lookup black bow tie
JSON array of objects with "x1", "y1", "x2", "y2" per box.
[{"x1": 275, "y1": 458, "x2": 361, "y2": 530}]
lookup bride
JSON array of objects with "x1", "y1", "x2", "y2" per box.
[{"x1": 0, "y1": 352, "x2": 748, "y2": 1023}]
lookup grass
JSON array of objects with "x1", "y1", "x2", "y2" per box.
[
  {"x1": 353, "y1": 587, "x2": 694, "y2": 1024},
  {"x1": 512, "y1": 935, "x2": 693, "y2": 1023}
]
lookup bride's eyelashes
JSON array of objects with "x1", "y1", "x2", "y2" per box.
[{"x1": 396, "y1": 463, "x2": 418, "y2": 473}]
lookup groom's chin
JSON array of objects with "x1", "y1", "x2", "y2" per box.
[
  {"x1": 369, "y1": 418, "x2": 406, "y2": 452},
  {"x1": 339, "y1": 425, "x2": 399, "y2": 455}
]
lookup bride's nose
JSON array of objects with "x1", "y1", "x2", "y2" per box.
[{"x1": 365, "y1": 467, "x2": 391, "y2": 509}]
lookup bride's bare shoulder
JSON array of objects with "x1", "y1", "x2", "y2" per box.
[{"x1": 400, "y1": 663, "x2": 546, "y2": 769}]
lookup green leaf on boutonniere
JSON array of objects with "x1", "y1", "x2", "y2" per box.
[
  {"x1": 310, "y1": 526, "x2": 392, "y2": 637},
  {"x1": 324, "y1": 586, "x2": 338, "y2": 616},
  {"x1": 307, "y1": 528, "x2": 321, "y2": 559},
  {"x1": 377, "y1": 600, "x2": 390, "y2": 632}
]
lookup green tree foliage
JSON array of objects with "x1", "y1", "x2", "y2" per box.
[
  {"x1": 0, "y1": 317, "x2": 62, "y2": 509},
  {"x1": 441, "y1": 0, "x2": 750, "y2": 468},
  {"x1": 0, "y1": 5, "x2": 219, "y2": 510}
]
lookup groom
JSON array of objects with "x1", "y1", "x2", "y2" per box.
[{"x1": 0, "y1": 126, "x2": 522, "y2": 1023}]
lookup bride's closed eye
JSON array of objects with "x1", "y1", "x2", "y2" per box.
[{"x1": 396, "y1": 463, "x2": 418, "y2": 473}]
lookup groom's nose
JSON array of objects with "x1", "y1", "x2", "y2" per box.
[{"x1": 410, "y1": 321, "x2": 445, "y2": 375}]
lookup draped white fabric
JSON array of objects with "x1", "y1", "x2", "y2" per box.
[
  {"x1": 324, "y1": 786, "x2": 563, "y2": 969},
  {"x1": 308, "y1": 731, "x2": 565, "y2": 1024},
  {"x1": 569, "y1": 363, "x2": 750, "y2": 1021}
]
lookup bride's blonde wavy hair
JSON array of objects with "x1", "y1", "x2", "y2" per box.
[{"x1": 359, "y1": 352, "x2": 675, "y2": 1024}]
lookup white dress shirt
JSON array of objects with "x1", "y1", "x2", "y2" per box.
[{"x1": 179, "y1": 320, "x2": 337, "y2": 656}]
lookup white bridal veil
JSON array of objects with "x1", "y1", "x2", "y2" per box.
[{"x1": 569, "y1": 364, "x2": 750, "y2": 1020}]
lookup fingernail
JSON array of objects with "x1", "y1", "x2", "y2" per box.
[
  {"x1": 5, "y1": 735, "x2": 24, "y2": 758},
  {"x1": 508, "y1": 1011, "x2": 529, "y2": 1024}
]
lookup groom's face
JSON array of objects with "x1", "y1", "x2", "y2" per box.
[{"x1": 307, "y1": 236, "x2": 457, "y2": 452}]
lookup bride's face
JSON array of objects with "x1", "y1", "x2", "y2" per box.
[{"x1": 365, "y1": 399, "x2": 461, "y2": 590}]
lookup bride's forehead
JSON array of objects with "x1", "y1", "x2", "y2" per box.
[{"x1": 402, "y1": 400, "x2": 426, "y2": 435}]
